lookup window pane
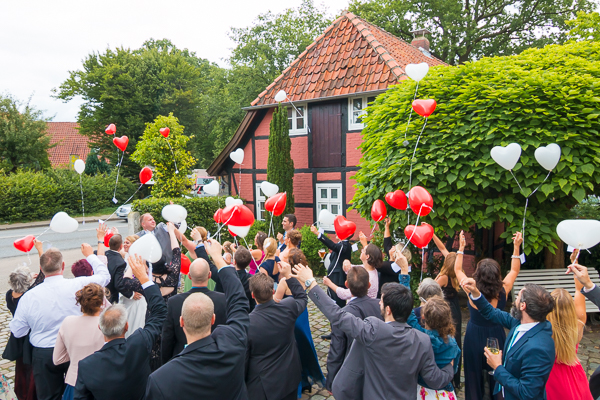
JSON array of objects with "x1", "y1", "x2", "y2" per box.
[
  {"x1": 367, "y1": 96, "x2": 376, "y2": 104},
  {"x1": 288, "y1": 108, "x2": 293, "y2": 130},
  {"x1": 320, "y1": 188, "x2": 328, "y2": 199},
  {"x1": 331, "y1": 204, "x2": 339, "y2": 214},
  {"x1": 331, "y1": 188, "x2": 338, "y2": 199},
  {"x1": 353, "y1": 98, "x2": 362, "y2": 111},
  {"x1": 320, "y1": 204, "x2": 328, "y2": 210}
]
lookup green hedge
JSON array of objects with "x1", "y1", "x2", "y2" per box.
[{"x1": 0, "y1": 169, "x2": 138, "y2": 223}]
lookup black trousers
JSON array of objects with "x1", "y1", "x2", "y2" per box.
[{"x1": 32, "y1": 347, "x2": 69, "y2": 400}]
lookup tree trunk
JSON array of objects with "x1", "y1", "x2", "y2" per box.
[{"x1": 544, "y1": 239, "x2": 564, "y2": 269}]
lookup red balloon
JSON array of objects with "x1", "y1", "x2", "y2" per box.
[
  {"x1": 13, "y1": 235, "x2": 35, "y2": 252},
  {"x1": 408, "y1": 186, "x2": 433, "y2": 216},
  {"x1": 412, "y1": 99, "x2": 437, "y2": 118},
  {"x1": 371, "y1": 199, "x2": 387, "y2": 222},
  {"x1": 334, "y1": 215, "x2": 356, "y2": 241},
  {"x1": 213, "y1": 208, "x2": 223, "y2": 224},
  {"x1": 180, "y1": 254, "x2": 191, "y2": 275},
  {"x1": 385, "y1": 190, "x2": 407, "y2": 210},
  {"x1": 159, "y1": 127, "x2": 170, "y2": 138},
  {"x1": 228, "y1": 228, "x2": 237, "y2": 237},
  {"x1": 105, "y1": 124, "x2": 116, "y2": 135},
  {"x1": 404, "y1": 223, "x2": 434, "y2": 249},
  {"x1": 113, "y1": 136, "x2": 129, "y2": 151},
  {"x1": 139, "y1": 167, "x2": 153, "y2": 184},
  {"x1": 222, "y1": 204, "x2": 255, "y2": 226},
  {"x1": 104, "y1": 231, "x2": 114, "y2": 248},
  {"x1": 265, "y1": 192, "x2": 287, "y2": 217}
]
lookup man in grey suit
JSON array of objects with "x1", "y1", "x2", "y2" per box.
[
  {"x1": 292, "y1": 264, "x2": 453, "y2": 400},
  {"x1": 327, "y1": 267, "x2": 382, "y2": 392},
  {"x1": 136, "y1": 213, "x2": 172, "y2": 264}
]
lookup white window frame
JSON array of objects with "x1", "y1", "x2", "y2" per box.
[
  {"x1": 255, "y1": 183, "x2": 266, "y2": 221},
  {"x1": 287, "y1": 103, "x2": 307, "y2": 136},
  {"x1": 316, "y1": 183, "x2": 343, "y2": 230},
  {"x1": 348, "y1": 96, "x2": 376, "y2": 131}
]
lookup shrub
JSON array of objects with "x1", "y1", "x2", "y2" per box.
[{"x1": 298, "y1": 225, "x2": 327, "y2": 276}]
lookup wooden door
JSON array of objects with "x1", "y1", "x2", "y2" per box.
[{"x1": 311, "y1": 103, "x2": 342, "y2": 168}]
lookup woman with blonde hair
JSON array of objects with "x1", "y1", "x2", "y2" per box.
[
  {"x1": 545, "y1": 250, "x2": 592, "y2": 400},
  {"x1": 259, "y1": 237, "x2": 280, "y2": 283},
  {"x1": 222, "y1": 241, "x2": 235, "y2": 264}
]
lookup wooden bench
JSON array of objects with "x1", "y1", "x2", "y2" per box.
[{"x1": 513, "y1": 268, "x2": 600, "y2": 313}]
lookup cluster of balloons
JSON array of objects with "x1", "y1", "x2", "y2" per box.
[
  {"x1": 213, "y1": 197, "x2": 255, "y2": 238},
  {"x1": 491, "y1": 143, "x2": 561, "y2": 172}
]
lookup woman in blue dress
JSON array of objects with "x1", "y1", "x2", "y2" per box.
[
  {"x1": 259, "y1": 237, "x2": 280, "y2": 284},
  {"x1": 275, "y1": 248, "x2": 326, "y2": 396}
]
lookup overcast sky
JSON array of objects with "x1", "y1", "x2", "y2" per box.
[{"x1": 2, "y1": 0, "x2": 349, "y2": 121}]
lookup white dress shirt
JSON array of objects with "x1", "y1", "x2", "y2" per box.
[{"x1": 10, "y1": 254, "x2": 111, "y2": 348}]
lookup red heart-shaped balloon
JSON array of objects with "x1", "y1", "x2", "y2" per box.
[
  {"x1": 180, "y1": 254, "x2": 191, "y2": 275},
  {"x1": 105, "y1": 124, "x2": 116, "y2": 135},
  {"x1": 385, "y1": 190, "x2": 407, "y2": 210},
  {"x1": 113, "y1": 136, "x2": 129, "y2": 151},
  {"x1": 334, "y1": 215, "x2": 356, "y2": 241},
  {"x1": 265, "y1": 192, "x2": 287, "y2": 217},
  {"x1": 408, "y1": 186, "x2": 433, "y2": 216},
  {"x1": 104, "y1": 231, "x2": 114, "y2": 248},
  {"x1": 228, "y1": 228, "x2": 237, "y2": 237},
  {"x1": 159, "y1": 127, "x2": 170, "y2": 138},
  {"x1": 412, "y1": 99, "x2": 437, "y2": 118},
  {"x1": 213, "y1": 208, "x2": 223, "y2": 224},
  {"x1": 371, "y1": 199, "x2": 387, "y2": 222},
  {"x1": 139, "y1": 167, "x2": 153, "y2": 184},
  {"x1": 13, "y1": 235, "x2": 35, "y2": 252},
  {"x1": 404, "y1": 223, "x2": 434, "y2": 249},
  {"x1": 222, "y1": 204, "x2": 255, "y2": 227}
]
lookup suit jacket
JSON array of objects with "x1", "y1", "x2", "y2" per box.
[
  {"x1": 136, "y1": 222, "x2": 172, "y2": 264},
  {"x1": 472, "y1": 295, "x2": 555, "y2": 400},
  {"x1": 582, "y1": 286, "x2": 600, "y2": 398},
  {"x1": 308, "y1": 285, "x2": 453, "y2": 400},
  {"x1": 161, "y1": 287, "x2": 227, "y2": 365},
  {"x1": 236, "y1": 269, "x2": 256, "y2": 312},
  {"x1": 145, "y1": 267, "x2": 250, "y2": 400},
  {"x1": 74, "y1": 283, "x2": 167, "y2": 400},
  {"x1": 319, "y1": 234, "x2": 352, "y2": 287},
  {"x1": 246, "y1": 278, "x2": 307, "y2": 400},
  {"x1": 326, "y1": 296, "x2": 382, "y2": 392},
  {"x1": 105, "y1": 250, "x2": 130, "y2": 304}
]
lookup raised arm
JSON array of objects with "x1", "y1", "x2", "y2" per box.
[
  {"x1": 570, "y1": 250, "x2": 587, "y2": 342},
  {"x1": 432, "y1": 233, "x2": 449, "y2": 257},
  {"x1": 286, "y1": 277, "x2": 308, "y2": 318},
  {"x1": 97, "y1": 223, "x2": 107, "y2": 257},
  {"x1": 503, "y1": 232, "x2": 522, "y2": 293},
  {"x1": 567, "y1": 259, "x2": 600, "y2": 310},
  {"x1": 79, "y1": 243, "x2": 111, "y2": 287},
  {"x1": 166, "y1": 222, "x2": 179, "y2": 250},
  {"x1": 177, "y1": 228, "x2": 197, "y2": 256},
  {"x1": 311, "y1": 225, "x2": 338, "y2": 251},
  {"x1": 383, "y1": 217, "x2": 393, "y2": 258},
  {"x1": 454, "y1": 230, "x2": 467, "y2": 284},
  {"x1": 462, "y1": 278, "x2": 519, "y2": 330},
  {"x1": 358, "y1": 231, "x2": 368, "y2": 249}
]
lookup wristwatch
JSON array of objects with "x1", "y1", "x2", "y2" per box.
[
  {"x1": 97, "y1": 240, "x2": 103, "y2": 244},
  {"x1": 305, "y1": 278, "x2": 315, "y2": 290}
]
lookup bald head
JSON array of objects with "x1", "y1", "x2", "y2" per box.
[
  {"x1": 181, "y1": 293, "x2": 214, "y2": 337},
  {"x1": 188, "y1": 259, "x2": 210, "y2": 285}
]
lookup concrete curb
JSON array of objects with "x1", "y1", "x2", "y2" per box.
[{"x1": 0, "y1": 215, "x2": 118, "y2": 231}]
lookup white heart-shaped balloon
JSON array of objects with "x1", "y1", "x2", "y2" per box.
[
  {"x1": 50, "y1": 212, "x2": 79, "y2": 233},
  {"x1": 177, "y1": 220, "x2": 187, "y2": 234},
  {"x1": 228, "y1": 224, "x2": 251, "y2": 238},
  {"x1": 405, "y1": 62, "x2": 430, "y2": 82},
  {"x1": 534, "y1": 143, "x2": 561, "y2": 171},
  {"x1": 318, "y1": 209, "x2": 336, "y2": 226},
  {"x1": 129, "y1": 233, "x2": 163, "y2": 263},
  {"x1": 557, "y1": 219, "x2": 600, "y2": 250},
  {"x1": 161, "y1": 204, "x2": 187, "y2": 224},
  {"x1": 491, "y1": 143, "x2": 522, "y2": 170},
  {"x1": 74, "y1": 159, "x2": 85, "y2": 175},
  {"x1": 260, "y1": 181, "x2": 279, "y2": 198},
  {"x1": 225, "y1": 197, "x2": 244, "y2": 208},
  {"x1": 274, "y1": 90, "x2": 287, "y2": 102},
  {"x1": 230, "y1": 148, "x2": 244, "y2": 165},
  {"x1": 203, "y1": 180, "x2": 220, "y2": 196}
]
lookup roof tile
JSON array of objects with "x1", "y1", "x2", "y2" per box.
[{"x1": 46, "y1": 122, "x2": 90, "y2": 168}]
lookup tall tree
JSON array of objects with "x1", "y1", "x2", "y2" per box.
[
  {"x1": 568, "y1": 11, "x2": 600, "y2": 41},
  {"x1": 349, "y1": 0, "x2": 594, "y2": 64},
  {"x1": 83, "y1": 148, "x2": 110, "y2": 175},
  {"x1": 0, "y1": 94, "x2": 52, "y2": 173},
  {"x1": 267, "y1": 104, "x2": 295, "y2": 232}
]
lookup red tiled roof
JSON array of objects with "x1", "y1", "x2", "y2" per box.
[
  {"x1": 46, "y1": 122, "x2": 90, "y2": 167},
  {"x1": 250, "y1": 11, "x2": 446, "y2": 107}
]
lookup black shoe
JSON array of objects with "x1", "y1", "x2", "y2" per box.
[
  {"x1": 321, "y1": 334, "x2": 331, "y2": 340},
  {"x1": 302, "y1": 385, "x2": 312, "y2": 394}
]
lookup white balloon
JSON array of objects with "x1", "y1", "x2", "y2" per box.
[
  {"x1": 225, "y1": 197, "x2": 244, "y2": 208},
  {"x1": 405, "y1": 62, "x2": 430, "y2": 82},
  {"x1": 74, "y1": 159, "x2": 85, "y2": 174},
  {"x1": 490, "y1": 143, "x2": 522, "y2": 170},
  {"x1": 274, "y1": 90, "x2": 288, "y2": 102},
  {"x1": 203, "y1": 180, "x2": 220, "y2": 196},
  {"x1": 557, "y1": 220, "x2": 600, "y2": 250},
  {"x1": 129, "y1": 234, "x2": 163, "y2": 263},
  {"x1": 161, "y1": 204, "x2": 187, "y2": 223},
  {"x1": 534, "y1": 143, "x2": 561, "y2": 171},
  {"x1": 260, "y1": 181, "x2": 279, "y2": 198},
  {"x1": 318, "y1": 209, "x2": 336, "y2": 226},
  {"x1": 228, "y1": 224, "x2": 251, "y2": 238},
  {"x1": 230, "y1": 148, "x2": 245, "y2": 165},
  {"x1": 178, "y1": 220, "x2": 187, "y2": 234},
  {"x1": 50, "y1": 212, "x2": 79, "y2": 233}
]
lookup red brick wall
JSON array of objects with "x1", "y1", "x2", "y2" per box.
[
  {"x1": 345, "y1": 208, "x2": 371, "y2": 240},
  {"x1": 346, "y1": 132, "x2": 363, "y2": 166},
  {"x1": 294, "y1": 207, "x2": 314, "y2": 227},
  {"x1": 255, "y1": 108, "x2": 273, "y2": 138},
  {"x1": 255, "y1": 140, "x2": 269, "y2": 170},
  {"x1": 293, "y1": 173, "x2": 313, "y2": 203},
  {"x1": 317, "y1": 172, "x2": 341, "y2": 181},
  {"x1": 291, "y1": 136, "x2": 309, "y2": 169},
  {"x1": 237, "y1": 173, "x2": 254, "y2": 203},
  {"x1": 346, "y1": 171, "x2": 358, "y2": 203}
]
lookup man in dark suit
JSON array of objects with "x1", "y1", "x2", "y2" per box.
[
  {"x1": 104, "y1": 234, "x2": 133, "y2": 304},
  {"x1": 145, "y1": 239, "x2": 250, "y2": 399},
  {"x1": 74, "y1": 253, "x2": 167, "y2": 400},
  {"x1": 231, "y1": 246, "x2": 256, "y2": 311},
  {"x1": 136, "y1": 213, "x2": 172, "y2": 264},
  {"x1": 161, "y1": 257, "x2": 227, "y2": 364},
  {"x1": 246, "y1": 270, "x2": 307, "y2": 400},
  {"x1": 292, "y1": 264, "x2": 453, "y2": 400},
  {"x1": 462, "y1": 279, "x2": 555, "y2": 400},
  {"x1": 326, "y1": 267, "x2": 382, "y2": 392}
]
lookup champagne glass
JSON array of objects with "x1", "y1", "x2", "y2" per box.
[
  {"x1": 486, "y1": 337, "x2": 500, "y2": 375},
  {"x1": 318, "y1": 249, "x2": 327, "y2": 263}
]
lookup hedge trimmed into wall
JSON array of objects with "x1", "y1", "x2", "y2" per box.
[{"x1": 0, "y1": 169, "x2": 138, "y2": 223}]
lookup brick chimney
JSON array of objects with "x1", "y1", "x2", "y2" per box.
[{"x1": 410, "y1": 28, "x2": 431, "y2": 52}]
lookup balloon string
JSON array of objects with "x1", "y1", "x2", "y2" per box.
[
  {"x1": 112, "y1": 151, "x2": 125, "y2": 202},
  {"x1": 402, "y1": 204, "x2": 424, "y2": 252},
  {"x1": 238, "y1": 164, "x2": 242, "y2": 196},
  {"x1": 35, "y1": 227, "x2": 51, "y2": 240},
  {"x1": 509, "y1": 170, "x2": 524, "y2": 194},
  {"x1": 420, "y1": 247, "x2": 425, "y2": 284},
  {"x1": 212, "y1": 208, "x2": 238, "y2": 237},
  {"x1": 518, "y1": 170, "x2": 552, "y2": 254},
  {"x1": 79, "y1": 174, "x2": 85, "y2": 225},
  {"x1": 104, "y1": 184, "x2": 143, "y2": 222},
  {"x1": 165, "y1": 140, "x2": 179, "y2": 174},
  {"x1": 408, "y1": 117, "x2": 428, "y2": 193},
  {"x1": 403, "y1": 82, "x2": 420, "y2": 142},
  {"x1": 242, "y1": 236, "x2": 250, "y2": 250}
]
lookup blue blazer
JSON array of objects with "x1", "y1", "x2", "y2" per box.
[{"x1": 472, "y1": 295, "x2": 555, "y2": 400}]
